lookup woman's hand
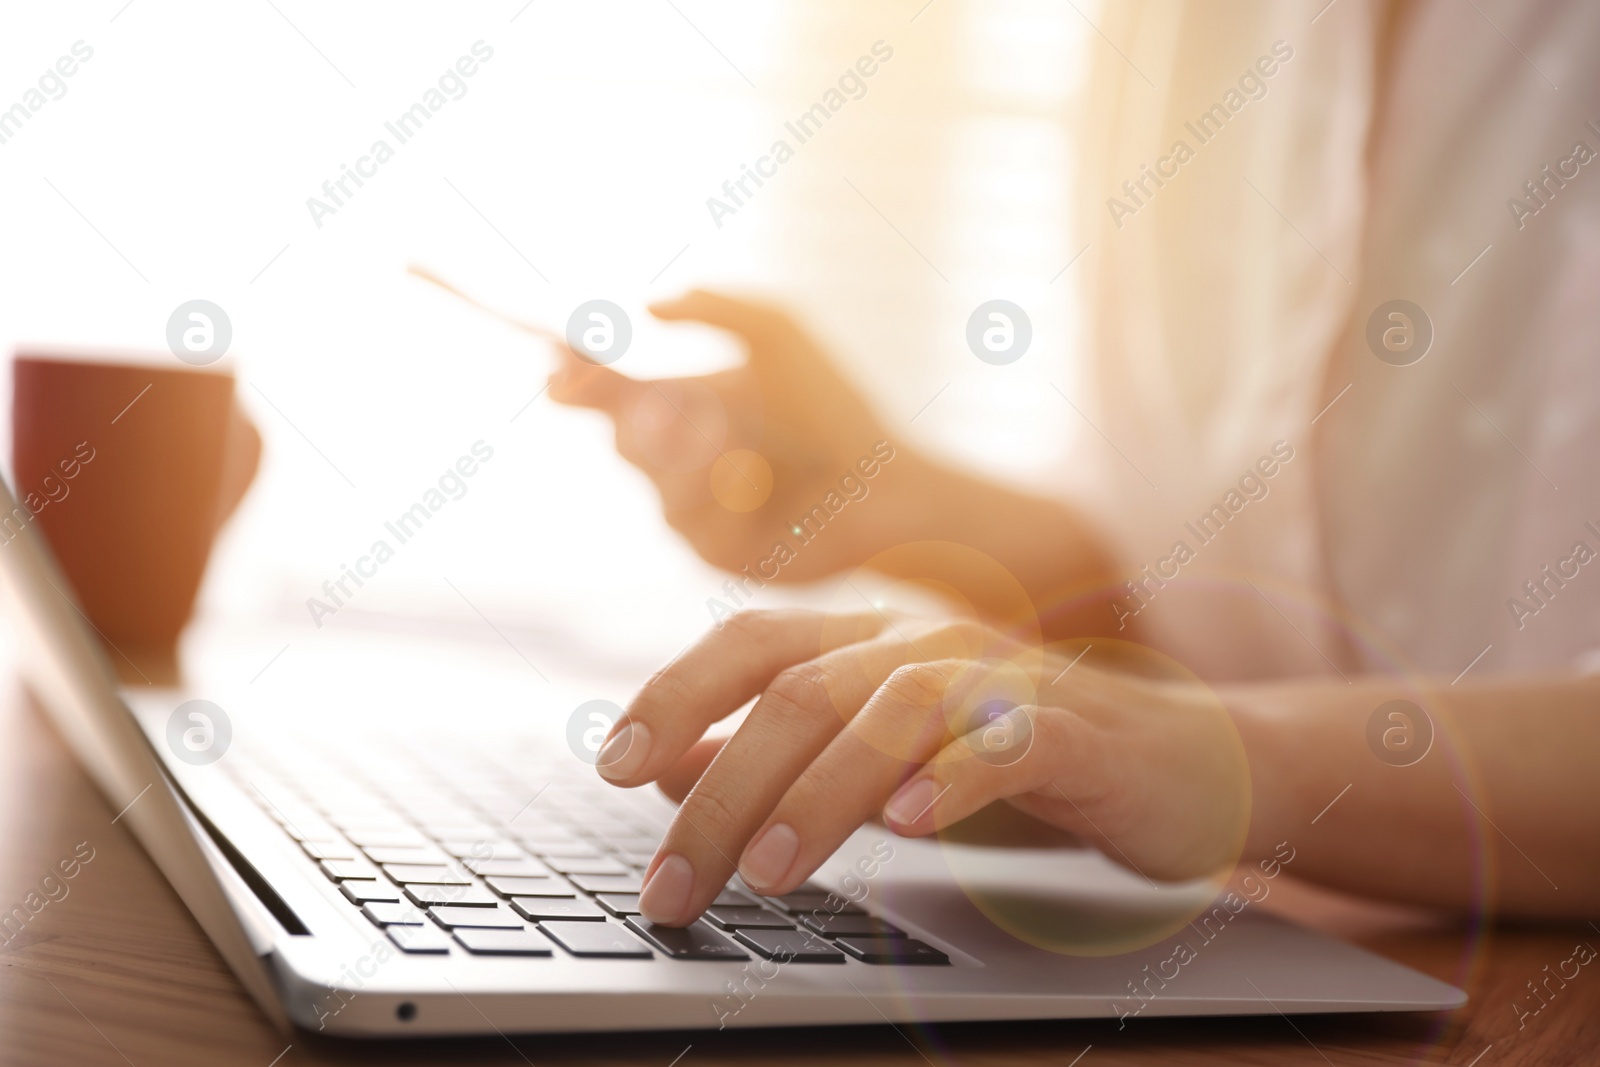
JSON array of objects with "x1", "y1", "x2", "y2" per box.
[
  {"x1": 548, "y1": 290, "x2": 915, "y2": 581},
  {"x1": 549, "y1": 289, "x2": 1129, "y2": 636},
  {"x1": 596, "y1": 609, "x2": 1253, "y2": 926}
]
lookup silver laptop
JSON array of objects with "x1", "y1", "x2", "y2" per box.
[{"x1": 0, "y1": 474, "x2": 1464, "y2": 1036}]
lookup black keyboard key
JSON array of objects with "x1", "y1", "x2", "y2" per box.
[
  {"x1": 567, "y1": 874, "x2": 645, "y2": 894},
  {"x1": 705, "y1": 906, "x2": 794, "y2": 930},
  {"x1": 801, "y1": 913, "x2": 905, "y2": 939},
  {"x1": 388, "y1": 923, "x2": 452, "y2": 954},
  {"x1": 510, "y1": 898, "x2": 608, "y2": 922},
  {"x1": 383, "y1": 863, "x2": 472, "y2": 885},
  {"x1": 711, "y1": 887, "x2": 758, "y2": 907},
  {"x1": 466, "y1": 858, "x2": 554, "y2": 878},
  {"x1": 453, "y1": 927, "x2": 555, "y2": 956},
  {"x1": 340, "y1": 880, "x2": 402, "y2": 905},
  {"x1": 319, "y1": 858, "x2": 380, "y2": 881},
  {"x1": 595, "y1": 894, "x2": 643, "y2": 916},
  {"x1": 484, "y1": 875, "x2": 567, "y2": 899},
  {"x1": 404, "y1": 884, "x2": 499, "y2": 908},
  {"x1": 440, "y1": 839, "x2": 525, "y2": 860},
  {"x1": 751, "y1": 878, "x2": 827, "y2": 894},
  {"x1": 467, "y1": 851, "x2": 553, "y2": 876},
  {"x1": 732, "y1": 929, "x2": 845, "y2": 963},
  {"x1": 363, "y1": 845, "x2": 449, "y2": 866},
  {"x1": 499, "y1": 885, "x2": 576, "y2": 901},
  {"x1": 300, "y1": 840, "x2": 358, "y2": 861},
  {"x1": 614, "y1": 850, "x2": 657, "y2": 868},
  {"x1": 835, "y1": 937, "x2": 949, "y2": 965},
  {"x1": 543, "y1": 855, "x2": 631, "y2": 876},
  {"x1": 361, "y1": 902, "x2": 427, "y2": 927},
  {"x1": 279, "y1": 821, "x2": 342, "y2": 843},
  {"x1": 415, "y1": 819, "x2": 495, "y2": 837},
  {"x1": 528, "y1": 842, "x2": 605, "y2": 860},
  {"x1": 346, "y1": 827, "x2": 431, "y2": 848},
  {"x1": 428, "y1": 904, "x2": 524, "y2": 929},
  {"x1": 512, "y1": 826, "x2": 580, "y2": 844},
  {"x1": 540, "y1": 920, "x2": 653, "y2": 959},
  {"x1": 764, "y1": 892, "x2": 865, "y2": 916},
  {"x1": 605, "y1": 835, "x2": 661, "y2": 853},
  {"x1": 328, "y1": 811, "x2": 406, "y2": 830},
  {"x1": 624, "y1": 918, "x2": 749, "y2": 961}
]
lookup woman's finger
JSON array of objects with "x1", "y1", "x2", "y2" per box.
[
  {"x1": 881, "y1": 704, "x2": 1110, "y2": 838},
  {"x1": 546, "y1": 342, "x2": 638, "y2": 412},
  {"x1": 597, "y1": 610, "x2": 883, "y2": 788},
  {"x1": 648, "y1": 290, "x2": 805, "y2": 360},
  {"x1": 733, "y1": 659, "x2": 985, "y2": 899},
  {"x1": 636, "y1": 631, "x2": 985, "y2": 926},
  {"x1": 655, "y1": 737, "x2": 727, "y2": 805}
]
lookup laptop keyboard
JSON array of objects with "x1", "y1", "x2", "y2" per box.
[{"x1": 225, "y1": 737, "x2": 949, "y2": 966}]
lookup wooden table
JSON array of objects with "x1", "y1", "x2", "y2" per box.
[{"x1": 1, "y1": 686, "x2": 1592, "y2": 1067}]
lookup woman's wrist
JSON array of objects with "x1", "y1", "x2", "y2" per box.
[
  {"x1": 833, "y1": 445, "x2": 950, "y2": 563},
  {"x1": 847, "y1": 448, "x2": 1118, "y2": 632},
  {"x1": 1219, "y1": 682, "x2": 1301, "y2": 863}
]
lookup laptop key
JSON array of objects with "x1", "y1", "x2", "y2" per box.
[
  {"x1": 383, "y1": 863, "x2": 472, "y2": 885},
  {"x1": 567, "y1": 874, "x2": 645, "y2": 894},
  {"x1": 319, "y1": 858, "x2": 380, "y2": 882},
  {"x1": 300, "y1": 840, "x2": 359, "y2": 861},
  {"x1": 732, "y1": 929, "x2": 845, "y2": 963},
  {"x1": 510, "y1": 826, "x2": 580, "y2": 845},
  {"x1": 543, "y1": 855, "x2": 631, "y2": 876},
  {"x1": 510, "y1": 898, "x2": 608, "y2": 922},
  {"x1": 453, "y1": 927, "x2": 555, "y2": 956},
  {"x1": 345, "y1": 827, "x2": 431, "y2": 848},
  {"x1": 540, "y1": 920, "x2": 653, "y2": 959},
  {"x1": 279, "y1": 820, "x2": 342, "y2": 843},
  {"x1": 388, "y1": 923, "x2": 452, "y2": 954},
  {"x1": 605, "y1": 835, "x2": 661, "y2": 853},
  {"x1": 705, "y1": 906, "x2": 795, "y2": 930},
  {"x1": 801, "y1": 914, "x2": 905, "y2": 939},
  {"x1": 765, "y1": 892, "x2": 866, "y2": 917},
  {"x1": 484, "y1": 876, "x2": 565, "y2": 899},
  {"x1": 363, "y1": 845, "x2": 449, "y2": 866},
  {"x1": 361, "y1": 902, "x2": 427, "y2": 927},
  {"x1": 428, "y1": 904, "x2": 524, "y2": 930},
  {"x1": 595, "y1": 894, "x2": 643, "y2": 916},
  {"x1": 466, "y1": 858, "x2": 554, "y2": 879},
  {"x1": 340, "y1": 880, "x2": 402, "y2": 905},
  {"x1": 327, "y1": 808, "x2": 406, "y2": 826},
  {"x1": 441, "y1": 839, "x2": 527, "y2": 860},
  {"x1": 404, "y1": 884, "x2": 499, "y2": 908},
  {"x1": 835, "y1": 937, "x2": 949, "y2": 965},
  {"x1": 528, "y1": 842, "x2": 606, "y2": 860},
  {"x1": 417, "y1": 818, "x2": 492, "y2": 833},
  {"x1": 624, "y1": 918, "x2": 749, "y2": 961},
  {"x1": 711, "y1": 887, "x2": 758, "y2": 907},
  {"x1": 614, "y1": 850, "x2": 657, "y2": 869},
  {"x1": 495, "y1": 885, "x2": 575, "y2": 901}
]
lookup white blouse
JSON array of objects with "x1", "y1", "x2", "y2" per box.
[{"x1": 1071, "y1": 0, "x2": 1600, "y2": 682}]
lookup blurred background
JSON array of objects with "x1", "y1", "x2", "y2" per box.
[{"x1": 0, "y1": 0, "x2": 1097, "y2": 678}]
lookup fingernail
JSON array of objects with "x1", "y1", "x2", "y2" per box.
[
  {"x1": 639, "y1": 853, "x2": 694, "y2": 924},
  {"x1": 884, "y1": 779, "x2": 938, "y2": 829},
  {"x1": 596, "y1": 721, "x2": 651, "y2": 780},
  {"x1": 738, "y1": 823, "x2": 799, "y2": 890}
]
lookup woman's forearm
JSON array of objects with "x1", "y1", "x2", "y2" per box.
[
  {"x1": 1230, "y1": 672, "x2": 1600, "y2": 918},
  {"x1": 863, "y1": 451, "x2": 1126, "y2": 640}
]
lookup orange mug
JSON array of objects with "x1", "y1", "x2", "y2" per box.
[{"x1": 10, "y1": 352, "x2": 260, "y2": 682}]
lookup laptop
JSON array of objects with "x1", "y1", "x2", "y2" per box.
[{"x1": 0, "y1": 473, "x2": 1465, "y2": 1036}]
